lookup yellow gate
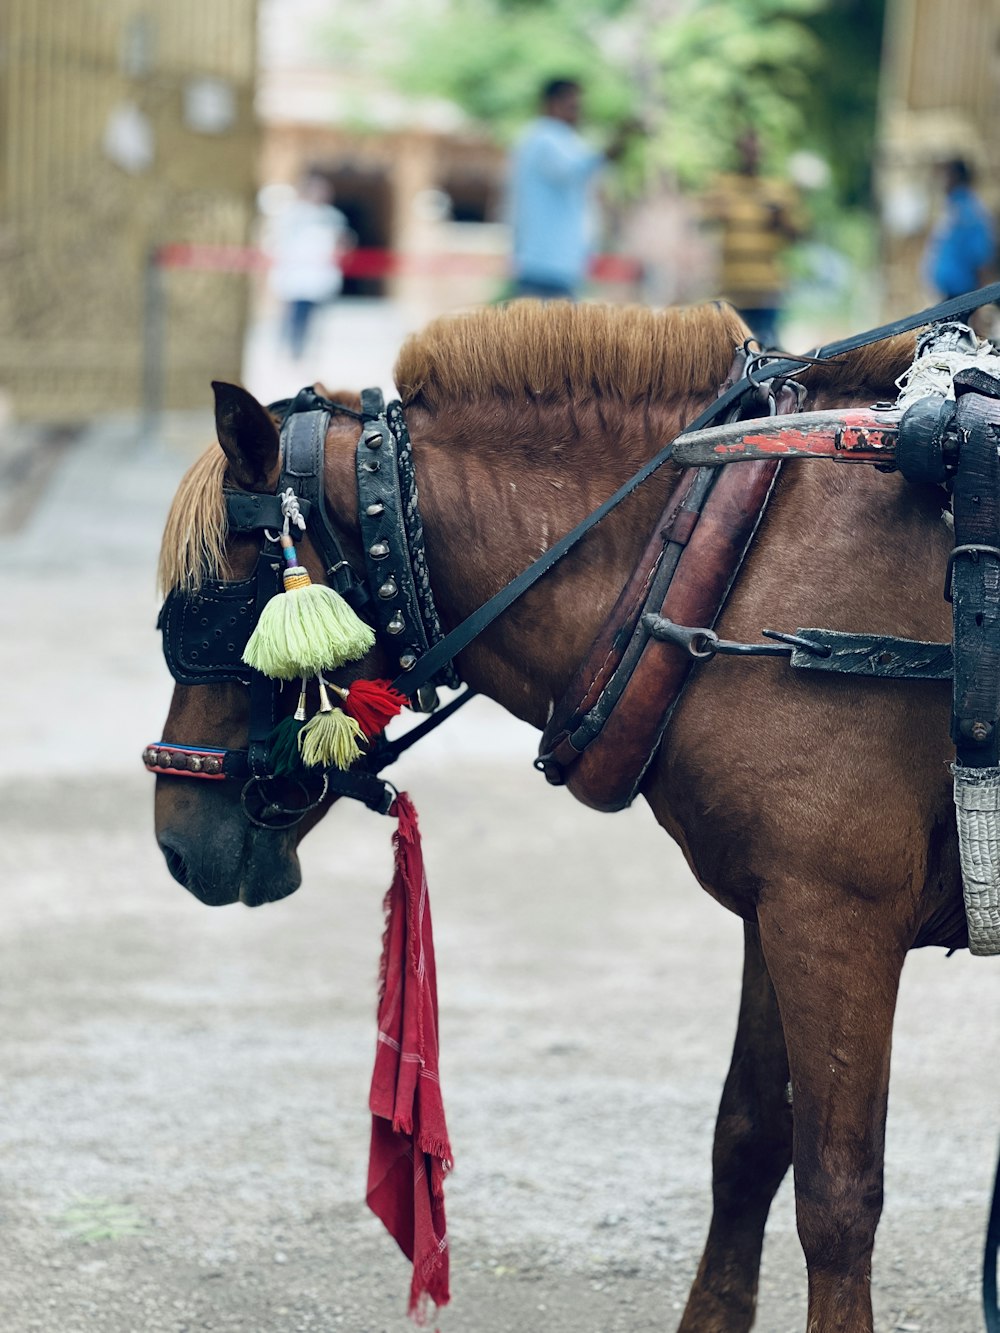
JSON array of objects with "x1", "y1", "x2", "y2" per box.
[{"x1": 0, "y1": 0, "x2": 258, "y2": 419}]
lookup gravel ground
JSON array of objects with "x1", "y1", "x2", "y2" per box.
[{"x1": 1, "y1": 390, "x2": 999, "y2": 1333}]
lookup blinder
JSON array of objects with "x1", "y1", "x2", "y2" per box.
[{"x1": 159, "y1": 561, "x2": 272, "y2": 687}]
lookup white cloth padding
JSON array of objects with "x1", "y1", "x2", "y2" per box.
[{"x1": 954, "y1": 763, "x2": 1000, "y2": 955}]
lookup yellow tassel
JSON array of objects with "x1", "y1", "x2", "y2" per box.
[
  {"x1": 298, "y1": 680, "x2": 366, "y2": 770},
  {"x1": 242, "y1": 522, "x2": 375, "y2": 679}
]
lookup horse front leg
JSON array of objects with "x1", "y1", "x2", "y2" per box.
[
  {"x1": 757, "y1": 892, "x2": 906, "y2": 1333},
  {"x1": 678, "y1": 920, "x2": 793, "y2": 1333}
]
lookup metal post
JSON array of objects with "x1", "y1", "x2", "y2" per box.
[{"x1": 141, "y1": 246, "x2": 166, "y2": 445}]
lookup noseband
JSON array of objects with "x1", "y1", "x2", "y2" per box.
[{"x1": 148, "y1": 385, "x2": 462, "y2": 824}]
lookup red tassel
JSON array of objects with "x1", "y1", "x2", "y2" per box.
[{"x1": 343, "y1": 678, "x2": 408, "y2": 737}]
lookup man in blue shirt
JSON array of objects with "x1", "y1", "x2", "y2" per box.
[
  {"x1": 509, "y1": 79, "x2": 632, "y2": 300},
  {"x1": 923, "y1": 158, "x2": 996, "y2": 302}
]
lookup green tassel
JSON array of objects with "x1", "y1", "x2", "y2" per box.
[
  {"x1": 299, "y1": 708, "x2": 366, "y2": 770},
  {"x1": 243, "y1": 573, "x2": 375, "y2": 681},
  {"x1": 267, "y1": 714, "x2": 305, "y2": 777}
]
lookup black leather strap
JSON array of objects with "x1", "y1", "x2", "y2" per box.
[
  {"x1": 324, "y1": 767, "x2": 396, "y2": 814},
  {"x1": 246, "y1": 548, "x2": 284, "y2": 779},
  {"x1": 788, "y1": 629, "x2": 952, "y2": 679},
  {"x1": 387, "y1": 400, "x2": 460, "y2": 690},
  {"x1": 356, "y1": 410, "x2": 437, "y2": 680},
  {"x1": 280, "y1": 407, "x2": 364, "y2": 603},
  {"x1": 365, "y1": 688, "x2": 477, "y2": 769},
  {"x1": 225, "y1": 491, "x2": 313, "y2": 533},
  {"x1": 355, "y1": 399, "x2": 458, "y2": 702},
  {"x1": 360, "y1": 386, "x2": 385, "y2": 418},
  {"x1": 950, "y1": 389, "x2": 1000, "y2": 767}
]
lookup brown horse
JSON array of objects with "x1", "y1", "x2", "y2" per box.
[{"x1": 153, "y1": 300, "x2": 966, "y2": 1332}]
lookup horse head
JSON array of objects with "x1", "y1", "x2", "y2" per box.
[
  {"x1": 153, "y1": 381, "x2": 393, "y2": 908},
  {"x1": 151, "y1": 303, "x2": 761, "y2": 908}
]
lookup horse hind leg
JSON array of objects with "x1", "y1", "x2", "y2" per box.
[{"x1": 678, "y1": 921, "x2": 793, "y2": 1333}]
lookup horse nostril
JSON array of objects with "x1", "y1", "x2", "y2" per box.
[{"x1": 161, "y1": 843, "x2": 191, "y2": 888}]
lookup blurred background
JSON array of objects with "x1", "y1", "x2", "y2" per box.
[
  {"x1": 3, "y1": 5, "x2": 1000, "y2": 1331},
  {"x1": 2, "y1": 0, "x2": 999, "y2": 429}
]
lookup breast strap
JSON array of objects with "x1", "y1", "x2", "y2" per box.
[{"x1": 537, "y1": 366, "x2": 801, "y2": 812}]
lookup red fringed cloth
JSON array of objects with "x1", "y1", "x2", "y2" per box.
[{"x1": 367, "y1": 792, "x2": 452, "y2": 1322}]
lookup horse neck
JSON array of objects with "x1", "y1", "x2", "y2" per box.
[
  {"x1": 325, "y1": 393, "x2": 712, "y2": 728},
  {"x1": 322, "y1": 359, "x2": 930, "y2": 730}
]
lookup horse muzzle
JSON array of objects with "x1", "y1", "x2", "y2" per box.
[
  {"x1": 158, "y1": 827, "x2": 303, "y2": 907},
  {"x1": 155, "y1": 778, "x2": 304, "y2": 907}
]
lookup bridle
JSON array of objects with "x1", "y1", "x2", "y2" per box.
[{"x1": 148, "y1": 383, "x2": 463, "y2": 823}]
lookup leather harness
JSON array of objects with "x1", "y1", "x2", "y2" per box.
[
  {"x1": 152, "y1": 286, "x2": 1000, "y2": 822},
  {"x1": 536, "y1": 354, "x2": 801, "y2": 811}
]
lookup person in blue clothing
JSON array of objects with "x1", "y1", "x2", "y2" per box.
[
  {"x1": 509, "y1": 78, "x2": 636, "y2": 300},
  {"x1": 923, "y1": 158, "x2": 996, "y2": 303}
]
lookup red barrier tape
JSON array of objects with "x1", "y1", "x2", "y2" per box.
[{"x1": 153, "y1": 244, "x2": 642, "y2": 283}]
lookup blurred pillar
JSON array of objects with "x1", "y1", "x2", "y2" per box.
[{"x1": 0, "y1": 0, "x2": 259, "y2": 421}]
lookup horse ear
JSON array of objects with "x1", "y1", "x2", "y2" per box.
[{"x1": 212, "y1": 381, "x2": 280, "y2": 491}]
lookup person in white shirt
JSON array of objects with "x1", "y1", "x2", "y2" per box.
[{"x1": 269, "y1": 170, "x2": 348, "y2": 359}]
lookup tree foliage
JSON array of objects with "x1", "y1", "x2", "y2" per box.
[
  {"x1": 324, "y1": 0, "x2": 886, "y2": 212},
  {"x1": 652, "y1": 0, "x2": 826, "y2": 185},
  {"x1": 324, "y1": 0, "x2": 635, "y2": 139}
]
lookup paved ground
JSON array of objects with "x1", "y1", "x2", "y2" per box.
[{"x1": 1, "y1": 305, "x2": 1000, "y2": 1332}]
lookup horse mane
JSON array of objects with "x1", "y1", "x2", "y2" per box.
[
  {"x1": 797, "y1": 331, "x2": 917, "y2": 401},
  {"x1": 396, "y1": 300, "x2": 919, "y2": 411},
  {"x1": 159, "y1": 309, "x2": 919, "y2": 593},
  {"x1": 395, "y1": 300, "x2": 753, "y2": 409},
  {"x1": 158, "y1": 444, "x2": 228, "y2": 594}
]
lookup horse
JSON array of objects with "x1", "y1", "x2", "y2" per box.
[{"x1": 152, "y1": 299, "x2": 969, "y2": 1332}]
